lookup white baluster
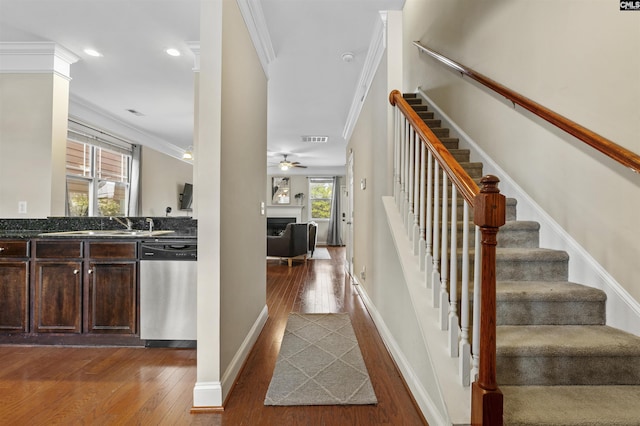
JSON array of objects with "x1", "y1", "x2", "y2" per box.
[
  {"x1": 439, "y1": 170, "x2": 449, "y2": 330},
  {"x1": 413, "y1": 134, "x2": 421, "y2": 253},
  {"x1": 449, "y1": 185, "x2": 459, "y2": 356},
  {"x1": 471, "y1": 225, "x2": 482, "y2": 381},
  {"x1": 403, "y1": 119, "x2": 410, "y2": 221},
  {"x1": 425, "y1": 152, "x2": 434, "y2": 282},
  {"x1": 394, "y1": 107, "x2": 400, "y2": 204},
  {"x1": 431, "y1": 162, "x2": 440, "y2": 306},
  {"x1": 459, "y1": 202, "x2": 472, "y2": 386},
  {"x1": 418, "y1": 143, "x2": 426, "y2": 265},
  {"x1": 407, "y1": 128, "x2": 415, "y2": 235}
]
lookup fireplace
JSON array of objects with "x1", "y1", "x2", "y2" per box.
[{"x1": 267, "y1": 217, "x2": 296, "y2": 236}]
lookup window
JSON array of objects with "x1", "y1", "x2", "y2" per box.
[
  {"x1": 66, "y1": 129, "x2": 133, "y2": 217},
  {"x1": 309, "y1": 177, "x2": 333, "y2": 220}
]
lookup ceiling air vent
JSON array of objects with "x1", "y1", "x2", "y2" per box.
[
  {"x1": 301, "y1": 135, "x2": 328, "y2": 143},
  {"x1": 126, "y1": 109, "x2": 145, "y2": 117}
]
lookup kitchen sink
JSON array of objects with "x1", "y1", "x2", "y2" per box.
[{"x1": 38, "y1": 229, "x2": 176, "y2": 237}]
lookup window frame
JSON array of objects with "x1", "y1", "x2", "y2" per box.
[
  {"x1": 65, "y1": 128, "x2": 133, "y2": 217},
  {"x1": 308, "y1": 177, "x2": 334, "y2": 221}
]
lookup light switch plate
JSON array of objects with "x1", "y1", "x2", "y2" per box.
[{"x1": 18, "y1": 201, "x2": 27, "y2": 214}]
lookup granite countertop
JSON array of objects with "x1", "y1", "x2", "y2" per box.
[{"x1": 0, "y1": 217, "x2": 197, "y2": 240}]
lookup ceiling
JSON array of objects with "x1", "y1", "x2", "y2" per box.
[{"x1": 0, "y1": 0, "x2": 404, "y2": 175}]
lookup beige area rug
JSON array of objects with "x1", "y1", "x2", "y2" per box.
[
  {"x1": 264, "y1": 313, "x2": 377, "y2": 406},
  {"x1": 310, "y1": 247, "x2": 331, "y2": 260}
]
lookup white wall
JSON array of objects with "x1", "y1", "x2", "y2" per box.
[
  {"x1": 140, "y1": 146, "x2": 193, "y2": 217},
  {"x1": 403, "y1": 0, "x2": 640, "y2": 302}
]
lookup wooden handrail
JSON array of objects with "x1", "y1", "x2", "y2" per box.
[
  {"x1": 389, "y1": 90, "x2": 480, "y2": 205},
  {"x1": 413, "y1": 41, "x2": 640, "y2": 174}
]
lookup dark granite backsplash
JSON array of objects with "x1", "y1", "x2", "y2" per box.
[{"x1": 0, "y1": 217, "x2": 197, "y2": 234}]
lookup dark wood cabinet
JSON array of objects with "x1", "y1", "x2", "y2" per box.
[
  {"x1": 27, "y1": 239, "x2": 138, "y2": 338},
  {"x1": 33, "y1": 260, "x2": 83, "y2": 333},
  {"x1": 86, "y1": 242, "x2": 137, "y2": 334},
  {"x1": 0, "y1": 241, "x2": 30, "y2": 332},
  {"x1": 33, "y1": 241, "x2": 83, "y2": 334}
]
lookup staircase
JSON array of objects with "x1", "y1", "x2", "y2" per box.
[{"x1": 403, "y1": 93, "x2": 640, "y2": 425}]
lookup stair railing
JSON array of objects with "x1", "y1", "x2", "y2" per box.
[
  {"x1": 390, "y1": 89, "x2": 506, "y2": 425},
  {"x1": 413, "y1": 41, "x2": 640, "y2": 174}
]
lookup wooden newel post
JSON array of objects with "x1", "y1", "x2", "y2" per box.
[{"x1": 471, "y1": 175, "x2": 506, "y2": 426}]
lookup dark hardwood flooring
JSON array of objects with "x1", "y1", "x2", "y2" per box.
[{"x1": 0, "y1": 247, "x2": 426, "y2": 425}]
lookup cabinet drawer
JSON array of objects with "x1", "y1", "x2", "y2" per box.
[
  {"x1": 35, "y1": 240, "x2": 83, "y2": 258},
  {"x1": 89, "y1": 241, "x2": 137, "y2": 259},
  {"x1": 0, "y1": 240, "x2": 29, "y2": 258}
]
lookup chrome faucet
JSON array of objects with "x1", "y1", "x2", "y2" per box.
[
  {"x1": 145, "y1": 218, "x2": 154, "y2": 232},
  {"x1": 110, "y1": 216, "x2": 132, "y2": 230}
]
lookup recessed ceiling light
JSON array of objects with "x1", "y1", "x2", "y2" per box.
[
  {"x1": 84, "y1": 48, "x2": 102, "y2": 57},
  {"x1": 166, "y1": 48, "x2": 181, "y2": 57},
  {"x1": 341, "y1": 52, "x2": 355, "y2": 62}
]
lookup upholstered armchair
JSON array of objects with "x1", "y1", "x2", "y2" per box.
[
  {"x1": 307, "y1": 221, "x2": 318, "y2": 256},
  {"x1": 267, "y1": 223, "x2": 308, "y2": 267}
]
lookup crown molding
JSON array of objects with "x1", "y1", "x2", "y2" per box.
[
  {"x1": 236, "y1": 0, "x2": 276, "y2": 78},
  {"x1": 342, "y1": 12, "x2": 388, "y2": 141},
  {"x1": 187, "y1": 41, "x2": 201, "y2": 72},
  {"x1": 0, "y1": 42, "x2": 79, "y2": 80}
]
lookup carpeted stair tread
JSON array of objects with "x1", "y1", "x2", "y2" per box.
[
  {"x1": 498, "y1": 221, "x2": 540, "y2": 248},
  {"x1": 495, "y1": 248, "x2": 569, "y2": 282},
  {"x1": 497, "y1": 325, "x2": 640, "y2": 357},
  {"x1": 502, "y1": 385, "x2": 640, "y2": 425},
  {"x1": 417, "y1": 111, "x2": 434, "y2": 119},
  {"x1": 497, "y1": 326, "x2": 640, "y2": 385},
  {"x1": 497, "y1": 281, "x2": 605, "y2": 302},
  {"x1": 422, "y1": 118, "x2": 441, "y2": 127},
  {"x1": 497, "y1": 281, "x2": 607, "y2": 325}
]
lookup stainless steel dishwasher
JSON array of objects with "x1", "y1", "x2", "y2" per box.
[{"x1": 139, "y1": 240, "x2": 197, "y2": 343}]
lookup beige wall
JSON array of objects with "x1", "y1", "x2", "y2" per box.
[
  {"x1": 192, "y1": 0, "x2": 268, "y2": 406},
  {"x1": 0, "y1": 73, "x2": 68, "y2": 218},
  {"x1": 347, "y1": 30, "x2": 447, "y2": 423},
  {"x1": 403, "y1": 0, "x2": 640, "y2": 301},
  {"x1": 218, "y1": 0, "x2": 268, "y2": 385},
  {"x1": 140, "y1": 146, "x2": 193, "y2": 217}
]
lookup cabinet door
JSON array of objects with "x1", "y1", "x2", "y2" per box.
[
  {"x1": 86, "y1": 261, "x2": 137, "y2": 334},
  {"x1": 0, "y1": 261, "x2": 29, "y2": 332},
  {"x1": 33, "y1": 261, "x2": 83, "y2": 333}
]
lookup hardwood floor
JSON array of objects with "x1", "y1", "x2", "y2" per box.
[{"x1": 0, "y1": 247, "x2": 426, "y2": 425}]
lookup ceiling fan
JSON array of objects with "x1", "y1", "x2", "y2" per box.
[{"x1": 277, "y1": 154, "x2": 307, "y2": 171}]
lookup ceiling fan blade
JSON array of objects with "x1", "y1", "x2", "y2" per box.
[{"x1": 293, "y1": 164, "x2": 307, "y2": 168}]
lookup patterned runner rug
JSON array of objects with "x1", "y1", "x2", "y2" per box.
[{"x1": 264, "y1": 313, "x2": 377, "y2": 406}]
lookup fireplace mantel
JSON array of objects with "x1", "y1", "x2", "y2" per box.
[{"x1": 266, "y1": 205, "x2": 304, "y2": 223}]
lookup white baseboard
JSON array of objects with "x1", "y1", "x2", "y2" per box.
[
  {"x1": 221, "y1": 304, "x2": 269, "y2": 402},
  {"x1": 192, "y1": 305, "x2": 268, "y2": 408},
  {"x1": 417, "y1": 88, "x2": 640, "y2": 337},
  {"x1": 193, "y1": 381, "x2": 223, "y2": 408}
]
